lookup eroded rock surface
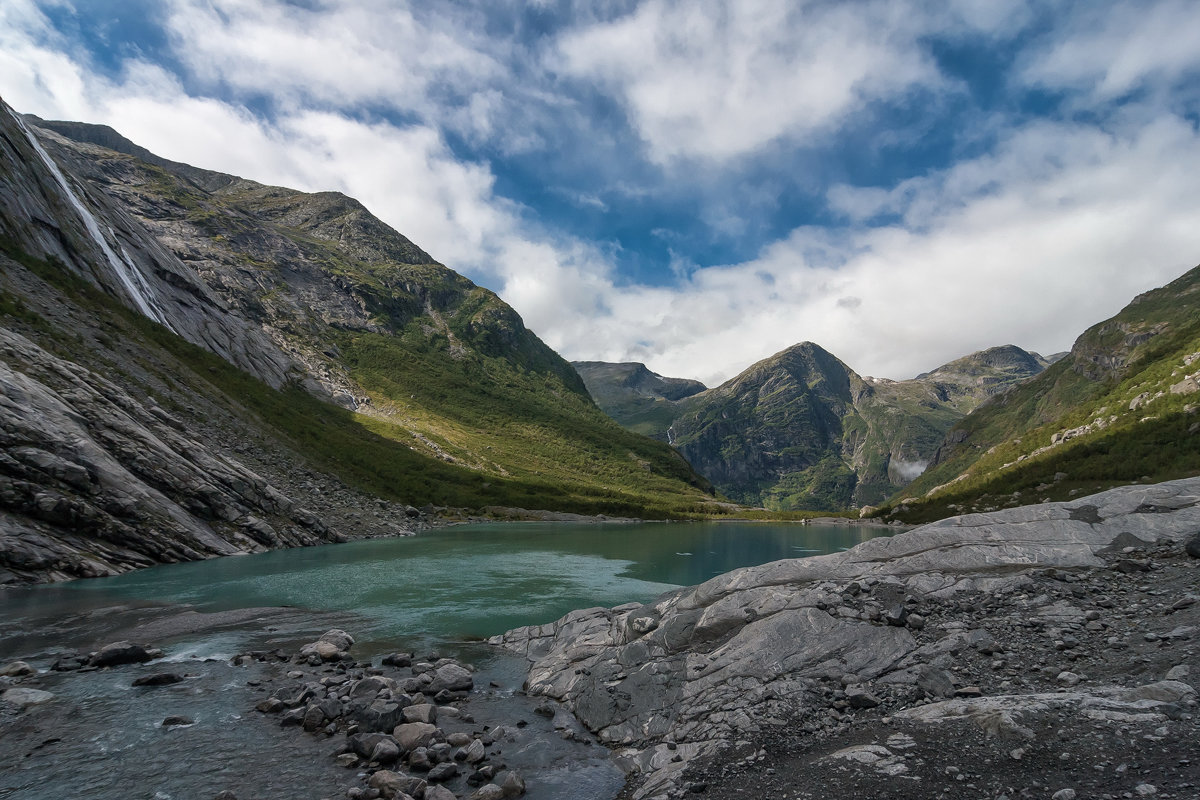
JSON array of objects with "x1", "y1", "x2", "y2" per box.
[{"x1": 493, "y1": 479, "x2": 1200, "y2": 798}]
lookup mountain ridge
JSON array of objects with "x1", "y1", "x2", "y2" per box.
[{"x1": 576, "y1": 342, "x2": 1050, "y2": 510}]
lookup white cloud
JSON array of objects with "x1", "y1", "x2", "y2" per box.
[
  {"x1": 555, "y1": 0, "x2": 944, "y2": 163},
  {"x1": 1020, "y1": 0, "x2": 1200, "y2": 100},
  {"x1": 540, "y1": 113, "x2": 1200, "y2": 385},
  {"x1": 2, "y1": 0, "x2": 1200, "y2": 395}
]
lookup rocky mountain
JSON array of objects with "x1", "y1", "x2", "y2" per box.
[
  {"x1": 572, "y1": 361, "x2": 706, "y2": 439},
  {"x1": 888, "y1": 264, "x2": 1200, "y2": 522},
  {"x1": 578, "y1": 344, "x2": 1048, "y2": 510},
  {"x1": 0, "y1": 100, "x2": 714, "y2": 582}
]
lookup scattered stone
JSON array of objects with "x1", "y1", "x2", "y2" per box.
[
  {"x1": 133, "y1": 672, "x2": 185, "y2": 687},
  {"x1": 393, "y1": 722, "x2": 439, "y2": 752},
  {"x1": 846, "y1": 688, "x2": 881, "y2": 709},
  {"x1": 1056, "y1": 671, "x2": 1082, "y2": 687}
]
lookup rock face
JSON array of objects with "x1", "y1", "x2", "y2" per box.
[
  {"x1": 0, "y1": 326, "x2": 336, "y2": 582},
  {"x1": 493, "y1": 478, "x2": 1200, "y2": 799}
]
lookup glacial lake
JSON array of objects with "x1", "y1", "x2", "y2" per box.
[
  {"x1": 2, "y1": 521, "x2": 892, "y2": 655},
  {"x1": 0, "y1": 521, "x2": 892, "y2": 800}
]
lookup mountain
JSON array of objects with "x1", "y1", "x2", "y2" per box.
[
  {"x1": 0, "y1": 101, "x2": 714, "y2": 582},
  {"x1": 885, "y1": 265, "x2": 1200, "y2": 522},
  {"x1": 572, "y1": 361, "x2": 706, "y2": 439},
  {"x1": 578, "y1": 343, "x2": 1048, "y2": 510}
]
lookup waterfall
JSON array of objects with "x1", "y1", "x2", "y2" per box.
[{"x1": 7, "y1": 108, "x2": 175, "y2": 332}]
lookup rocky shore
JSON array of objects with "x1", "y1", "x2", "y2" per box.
[
  {"x1": 1, "y1": 622, "x2": 612, "y2": 800},
  {"x1": 493, "y1": 479, "x2": 1200, "y2": 799}
]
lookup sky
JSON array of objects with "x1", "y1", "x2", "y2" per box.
[{"x1": 2, "y1": 0, "x2": 1200, "y2": 386}]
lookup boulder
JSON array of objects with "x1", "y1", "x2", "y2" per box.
[
  {"x1": 403, "y1": 703, "x2": 437, "y2": 724},
  {"x1": 471, "y1": 785, "x2": 506, "y2": 800},
  {"x1": 497, "y1": 770, "x2": 527, "y2": 797},
  {"x1": 425, "y1": 786, "x2": 457, "y2": 800},
  {"x1": 367, "y1": 770, "x2": 424, "y2": 800},
  {"x1": 354, "y1": 700, "x2": 407, "y2": 733},
  {"x1": 1, "y1": 687, "x2": 55, "y2": 708},
  {"x1": 427, "y1": 762, "x2": 459, "y2": 782},
  {"x1": 89, "y1": 641, "x2": 157, "y2": 667},
  {"x1": 426, "y1": 663, "x2": 473, "y2": 693},
  {"x1": 299, "y1": 629, "x2": 354, "y2": 662},
  {"x1": 393, "y1": 722, "x2": 439, "y2": 752},
  {"x1": 0, "y1": 661, "x2": 35, "y2": 677},
  {"x1": 133, "y1": 672, "x2": 184, "y2": 687},
  {"x1": 1186, "y1": 531, "x2": 1200, "y2": 559}
]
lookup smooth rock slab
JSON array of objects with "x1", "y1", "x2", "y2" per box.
[{"x1": 1, "y1": 687, "x2": 55, "y2": 707}]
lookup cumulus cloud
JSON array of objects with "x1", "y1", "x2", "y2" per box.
[
  {"x1": 2, "y1": 0, "x2": 1200, "y2": 393},
  {"x1": 555, "y1": 0, "x2": 944, "y2": 163}
]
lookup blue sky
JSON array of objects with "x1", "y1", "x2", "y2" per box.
[{"x1": 3, "y1": 0, "x2": 1200, "y2": 384}]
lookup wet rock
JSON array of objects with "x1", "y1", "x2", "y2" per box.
[
  {"x1": 497, "y1": 770, "x2": 527, "y2": 797},
  {"x1": 402, "y1": 703, "x2": 437, "y2": 724},
  {"x1": 426, "y1": 762, "x2": 459, "y2": 782},
  {"x1": 393, "y1": 722, "x2": 439, "y2": 752},
  {"x1": 1, "y1": 687, "x2": 55, "y2": 708},
  {"x1": 369, "y1": 738, "x2": 402, "y2": 765},
  {"x1": 255, "y1": 697, "x2": 285, "y2": 713},
  {"x1": 367, "y1": 770, "x2": 425, "y2": 800},
  {"x1": 424, "y1": 786, "x2": 456, "y2": 800},
  {"x1": 0, "y1": 661, "x2": 35, "y2": 677},
  {"x1": 133, "y1": 672, "x2": 185, "y2": 687},
  {"x1": 161, "y1": 715, "x2": 193, "y2": 727},
  {"x1": 464, "y1": 738, "x2": 486, "y2": 763},
  {"x1": 89, "y1": 641, "x2": 158, "y2": 667},
  {"x1": 470, "y1": 785, "x2": 506, "y2": 800},
  {"x1": 299, "y1": 629, "x2": 354, "y2": 662},
  {"x1": 348, "y1": 732, "x2": 399, "y2": 760},
  {"x1": 355, "y1": 700, "x2": 407, "y2": 733},
  {"x1": 382, "y1": 653, "x2": 413, "y2": 668},
  {"x1": 426, "y1": 663, "x2": 473, "y2": 693}
]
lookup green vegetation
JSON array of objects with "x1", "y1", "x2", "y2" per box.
[{"x1": 879, "y1": 267, "x2": 1200, "y2": 523}]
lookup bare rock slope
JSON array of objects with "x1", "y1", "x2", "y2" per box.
[{"x1": 493, "y1": 479, "x2": 1200, "y2": 799}]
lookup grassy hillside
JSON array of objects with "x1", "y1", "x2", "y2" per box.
[
  {"x1": 882, "y1": 266, "x2": 1200, "y2": 522},
  {"x1": 4, "y1": 118, "x2": 721, "y2": 519}
]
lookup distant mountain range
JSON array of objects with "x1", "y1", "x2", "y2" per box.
[{"x1": 576, "y1": 343, "x2": 1058, "y2": 510}]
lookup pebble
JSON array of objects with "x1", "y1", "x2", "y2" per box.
[
  {"x1": 1051, "y1": 789, "x2": 1077, "y2": 800},
  {"x1": 1135, "y1": 784, "x2": 1157, "y2": 796}
]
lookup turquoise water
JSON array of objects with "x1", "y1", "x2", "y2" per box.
[
  {"x1": 9, "y1": 521, "x2": 889, "y2": 652},
  {"x1": 0, "y1": 521, "x2": 891, "y2": 800}
]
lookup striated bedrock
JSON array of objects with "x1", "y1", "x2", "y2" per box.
[
  {"x1": 0, "y1": 327, "x2": 336, "y2": 583},
  {"x1": 491, "y1": 478, "x2": 1200, "y2": 798}
]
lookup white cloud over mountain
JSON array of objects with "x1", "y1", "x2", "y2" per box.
[{"x1": 2, "y1": 0, "x2": 1199, "y2": 386}]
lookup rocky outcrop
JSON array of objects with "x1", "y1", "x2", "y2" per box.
[
  {"x1": 0, "y1": 327, "x2": 336, "y2": 583},
  {"x1": 493, "y1": 478, "x2": 1200, "y2": 798}
]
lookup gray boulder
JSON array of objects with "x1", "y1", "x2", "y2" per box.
[{"x1": 90, "y1": 641, "x2": 158, "y2": 667}]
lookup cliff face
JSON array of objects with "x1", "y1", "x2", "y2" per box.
[
  {"x1": 587, "y1": 343, "x2": 1047, "y2": 511},
  {"x1": 0, "y1": 101, "x2": 714, "y2": 582}
]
